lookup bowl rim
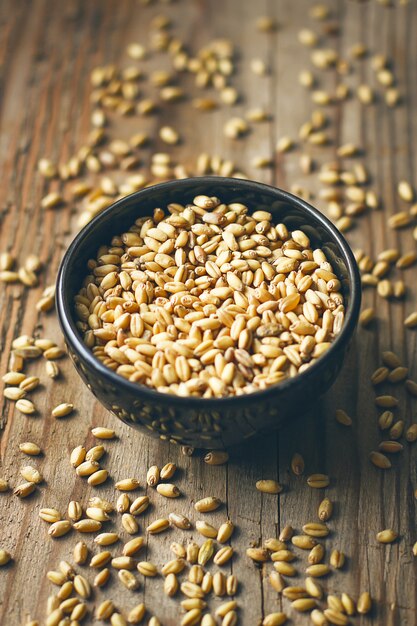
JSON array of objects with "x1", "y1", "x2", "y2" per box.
[{"x1": 56, "y1": 176, "x2": 361, "y2": 407}]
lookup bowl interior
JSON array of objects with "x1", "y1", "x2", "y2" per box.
[{"x1": 58, "y1": 176, "x2": 361, "y2": 404}]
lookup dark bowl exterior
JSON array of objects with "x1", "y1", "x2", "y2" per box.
[{"x1": 57, "y1": 177, "x2": 361, "y2": 449}]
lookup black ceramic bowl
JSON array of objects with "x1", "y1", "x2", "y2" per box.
[{"x1": 57, "y1": 177, "x2": 361, "y2": 449}]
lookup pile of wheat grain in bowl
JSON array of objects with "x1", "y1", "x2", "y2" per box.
[{"x1": 74, "y1": 194, "x2": 345, "y2": 397}]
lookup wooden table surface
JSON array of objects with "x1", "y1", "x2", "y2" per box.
[{"x1": 1, "y1": 0, "x2": 417, "y2": 624}]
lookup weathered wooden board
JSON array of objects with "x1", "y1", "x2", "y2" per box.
[{"x1": 1, "y1": 0, "x2": 416, "y2": 624}]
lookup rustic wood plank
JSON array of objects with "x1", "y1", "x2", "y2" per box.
[
  {"x1": 0, "y1": 1, "x2": 417, "y2": 625},
  {"x1": 268, "y1": 1, "x2": 417, "y2": 625}
]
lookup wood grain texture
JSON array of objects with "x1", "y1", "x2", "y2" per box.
[{"x1": 0, "y1": 0, "x2": 417, "y2": 624}]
